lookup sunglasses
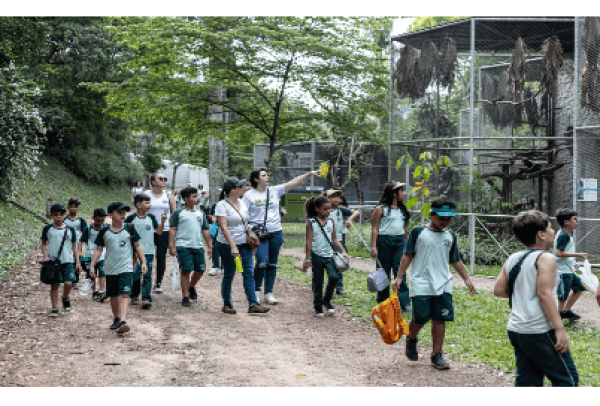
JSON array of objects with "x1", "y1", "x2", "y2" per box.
[
  {"x1": 157, "y1": 177, "x2": 168, "y2": 181},
  {"x1": 570, "y1": 217, "x2": 579, "y2": 222}
]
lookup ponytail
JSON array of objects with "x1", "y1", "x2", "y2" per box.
[{"x1": 306, "y1": 196, "x2": 330, "y2": 219}]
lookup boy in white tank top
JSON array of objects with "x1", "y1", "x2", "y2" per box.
[{"x1": 494, "y1": 210, "x2": 578, "y2": 387}]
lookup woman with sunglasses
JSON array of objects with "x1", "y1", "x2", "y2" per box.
[
  {"x1": 370, "y1": 181, "x2": 412, "y2": 310},
  {"x1": 145, "y1": 173, "x2": 177, "y2": 293}
]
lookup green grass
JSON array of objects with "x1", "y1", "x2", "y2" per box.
[
  {"x1": 278, "y1": 254, "x2": 600, "y2": 386},
  {"x1": 0, "y1": 155, "x2": 131, "y2": 285}
]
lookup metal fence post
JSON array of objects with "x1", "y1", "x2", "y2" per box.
[
  {"x1": 573, "y1": 16, "x2": 580, "y2": 251},
  {"x1": 389, "y1": 41, "x2": 394, "y2": 181},
  {"x1": 310, "y1": 141, "x2": 315, "y2": 191},
  {"x1": 469, "y1": 18, "x2": 476, "y2": 275}
]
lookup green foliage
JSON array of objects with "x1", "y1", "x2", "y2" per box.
[
  {"x1": 278, "y1": 254, "x2": 600, "y2": 386},
  {"x1": 408, "y1": 17, "x2": 470, "y2": 32}
]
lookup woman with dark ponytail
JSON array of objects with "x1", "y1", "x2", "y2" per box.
[{"x1": 370, "y1": 181, "x2": 412, "y2": 310}]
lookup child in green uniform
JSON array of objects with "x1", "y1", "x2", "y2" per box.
[
  {"x1": 64, "y1": 197, "x2": 87, "y2": 289},
  {"x1": 79, "y1": 208, "x2": 109, "y2": 301},
  {"x1": 125, "y1": 193, "x2": 167, "y2": 309},
  {"x1": 392, "y1": 197, "x2": 476, "y2": 370},
  {"x1": 169, "y1": 186, "x2": 212, "y2": 307}
]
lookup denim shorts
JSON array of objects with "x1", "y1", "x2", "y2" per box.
[
  {"x1": 106, "y1": 273, "x2": 133, "y2": 297},
  {"x1": 411, "y1": 293, "x2": 454, "y2": 324},
  {"x1": 176, "y1": 247, "x2": 206, "y2": 274}
]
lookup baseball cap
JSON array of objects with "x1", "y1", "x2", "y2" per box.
[
  {"x1": 223, "y1": 177, "x2": 246, "y2": 190},
  {"x1": 93, "y1": 208, "x2": 107, "y2": 217},
  {"x1": 50, "y1": 203, "x2": 67, "y2": 215},
  {"x1": 430, "y1": 205, "x2": 457, "y2": 217},
  {"x1": 326, "y1": 189, "x2": 343, "y2": 198},
  {"x1": 107, "y1": 201, "x2": 131, "y2": 214}
]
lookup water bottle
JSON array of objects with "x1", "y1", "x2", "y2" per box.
[
  {"x1": 235, "y1": 256, "x2": 243, "y2": 273},
  {"x1": 79, "y1": 278, "x2": 93, "y2": 296}
]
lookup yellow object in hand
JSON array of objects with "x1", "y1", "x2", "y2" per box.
[
  {"x1": 320, "y1": 162, "x2": 329, "y2": 178},
  {"x1": 235, "y1": 256, "x2": 243, "y2": 273},
  {"x1": 298, "y1": 373, "x2": 306, "y2": 376}
]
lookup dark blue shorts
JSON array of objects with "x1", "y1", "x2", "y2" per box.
[
  {"x1": 82, "y1": 259, "x2": 105, "y2": 278},
  {"x1": 106, "y1": 273, "x2": 133, "y2": 297},
  {"x1": 54, "y1": 263, "x2": 76, "y2": 284},
  {"x1": 176, "y1": 247, "x2": 206, "y2": 274},
  {"x1": 411, "y1": 293, "x2": 454, "y2": 324},
  {"x1": 559, "y1": 273, "x2": 585, "y2": 301}
]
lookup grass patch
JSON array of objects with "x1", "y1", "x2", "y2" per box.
[
  {"x1": 1, "y1": 155, "x2": 131, "y2": 284},
  {"x1": 278, "y1": 254, "x2": 600, "y2": 386}
]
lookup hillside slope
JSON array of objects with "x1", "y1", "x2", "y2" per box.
[{"x1": 0, "y1": 156, "x2": 131, "y2": 284}]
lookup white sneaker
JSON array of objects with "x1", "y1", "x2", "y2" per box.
[
  {"x1": 264, "y1": 293, "x2": 278, "y2": 305},
  {"x1": 209, "y1": 268, "x2": 219, "y2": 276},
  {"x1": 255, "y1": 291, "x2": 261, "y2": 303}
]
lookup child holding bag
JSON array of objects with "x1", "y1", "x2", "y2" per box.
[{"x1": 303, "y1": 196, "x2": 349, "y2": 317}]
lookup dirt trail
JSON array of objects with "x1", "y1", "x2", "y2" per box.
[{"x1": 0, "y1": 237, "x2": 516, "y2": 387}]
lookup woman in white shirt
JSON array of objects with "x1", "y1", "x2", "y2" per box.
[
  {"x1": 216, "y1": 177, "x2": 270, "y2": 315},
  {"x1": 131, "y1": 181, "x2": 144, "y2": 204},
  {"x1": 144, "y1": 173, "x2": 176, "y2": 293}
]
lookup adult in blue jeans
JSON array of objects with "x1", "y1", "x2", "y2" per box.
[
  {"x1": 215, "y1": 178, "x2": 270, "y2": 315},
  {"x1": 208, "y1": 200, "x2": 221, "y2": 275},
  {"x1": 244, "y1": 168, "x2": 321, "y2": 305},
  {"x1": 370, "y1": 181, "x2": 412, "y2": 311}
]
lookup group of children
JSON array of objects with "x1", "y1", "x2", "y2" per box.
[{"x1": 40, "y1": 186, "x2": 211, "y2": 334}]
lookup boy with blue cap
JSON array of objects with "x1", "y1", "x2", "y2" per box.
[{"x1": 392, "y1": 196, "x2": 476, "y2": 370}]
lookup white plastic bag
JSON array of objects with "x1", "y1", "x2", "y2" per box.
[
  {"x1": 170, "y1": 262, "x2": 181, "y2": 291},
  {"x1": 578, "y1": 260, "x2": 598, "y2": 294},
  {"x1": 367, "y1": 260, "x2": 389, "y2": 292}
]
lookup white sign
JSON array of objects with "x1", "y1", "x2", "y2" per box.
[
  {"x1": 306, "y1": 186, "x2": 324, "y2": 191},
  {"x1": 577, "y1": 178, "x2": 597, "y2": 202}
]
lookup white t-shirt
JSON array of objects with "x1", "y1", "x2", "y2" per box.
[
  {"x1": 242, "y1": 185, "x2": 286, "y2": 233},
  {"x1": 145, "y1": 189, "x2": 172, "y2": 232},
  {"x1": 132, "y1": 186, "x2": 144, "y2": 195},
  {"x1": 505, "y1": 250, "x2": 559, "y2": 334},
  {"x1": 215, "y1": 200, "x2": 249, "y2": 245}
]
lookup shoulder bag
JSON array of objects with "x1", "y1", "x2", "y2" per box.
[
  {"x1": 225, "y1": 200, "x2": 261, "y2": 249},
  {"x1": 40, "y1": 227, "x2": 69, "y2": 284},
  {"x1": 314, "y1": 218, "x2": 350, "y2": 272},
  {"x1": 251, "y1": 187, "x2": 270, "y2": 240}
]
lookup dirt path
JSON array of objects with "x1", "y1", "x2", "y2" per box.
[{"x1": 0, "y1": 239, "x2": 515, "y2": 387}]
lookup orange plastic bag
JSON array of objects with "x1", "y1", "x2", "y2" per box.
[{"x1": 371, "y1": 291, "x2": 409, "y2": 345}]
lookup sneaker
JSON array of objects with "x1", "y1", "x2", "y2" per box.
[
  {"x1": 402, "y1": 305, "x2": 413, "y2": 312},
  {"x1": 324, "y1": 303, "x2": 335, "y2": 316},
  {"x1": 109, "y1": 317, "x2": 121, "y2": 330},
  {"x1": 406, "y1": 337, "x2": 419, "y2": 361},
  {"x1": 248, "y1": 304, "x2": 270, "y2": 314},
  {"x1": 222, "y1": 304, "x2": 237, "y2": 314},
  {"x1": 92, "y1": 290, "x2": 99, "y2": 300},
  {"x1": 182, "y1": 297, "x2": 192, "y2": 307},
  {"x1": 131, "y1": 297, "x2": 140, "y2": 306},
  {"x1": 336, "y1": 288, "x2": 346, "y2": 296},
  {"x1": 72, "y1": 283, "x2": 78, "y2": 291},
  {"x1": 314, "y1": 306, "x2": 324, "y2": 317},
  {"x1": 141, "y1": 301, "x2": 152, "y2": 310},
  {"x1": 255, "y1": 290, "x2": 261, "y2": 303},
  {"x1": 264, "y1": 293, "x2": 278, "y2": 305},
  {"x1": 49, "y1": 309, "x2": 59, "y2": 318},
  {"x1": 209, "y1": 267, "x2": 219, "y2": 276},
  {"x1": 154, "y1": 283, "x2": 163, "y2": 293},
  {"x1": 560, "y1": 310, "x2": 581, "y2": 321},
  {"x1": 188, "y1": 287, "x2": 198, "y2": 301},
  {"x1": 116, "y1": 321, "x2": 130, "y2": 334},
  {"x1": 431, "y1": 352, "x2": 450, "y2": 370},
  {"x1": 97, "y1": 292, "x2": 107, "y2": 303},
  {"x1": 62, "y1": 297, "x2": 71, "y2": 312}
]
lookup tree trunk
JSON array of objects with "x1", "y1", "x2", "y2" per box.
[
  {"x1": 501, "y1": 164, "x2": 511, "y2": 212},
  {"x1": 172, "y1": 163, "x2": 181, "y2": 191},
  {"x1": 353, "y1": 154, "x2": 365, "y2": 205}
]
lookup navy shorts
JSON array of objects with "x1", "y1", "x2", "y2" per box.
[
  {"x1": 54, "y1": 263, "x2": 76, "y2": 284},
  {"x1": 176, "y1": 247, "x2": 206, "y2": 274},
  {"x1": 105, "y1": 273, "x2": 133, "y2": 297},
  {"x1": 559, "y1": 273, "x2": 585, "y2": 302},
  {"x1": 411, "y1": 293, "x2": 454, "y2": 324},
  {"x1": 82, "y1": 259, "x2": 106, "y2": 278}
]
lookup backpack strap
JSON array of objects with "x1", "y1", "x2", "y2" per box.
[
  {"x1": 79, "y1": 217, "x2": 87, "y2": 232},
  {"x1": 508, "y1": 249, "x2": 541, "y2": 309}
]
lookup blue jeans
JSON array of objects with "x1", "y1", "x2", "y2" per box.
[
  {"x1": 217, "y1": 241, "x2": 257, "y2": 306},
  {"x1": 132, "y1": 255, "x2": 154, "y2": 302},
  {"x1": 254, "y1": 230, "x2": 284, "y2": 294},
  {"x1": 377, "y1": 235, "x2": 410, "y2": 307},
  {"x1": 212, "y1": 234, "x2": 221, "y2": 269}
]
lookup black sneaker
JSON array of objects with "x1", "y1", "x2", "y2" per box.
[
  {"x1": 561, "y1": 310, "x2": 581, "y2": 321},
  {"x1": 324, "y1": 302, "x2": 335, "y2": 316},
  {"x1": 97, "y1": 292, "x2": 107, "y2": 303},
  {"x1": 314, "y1": 306, "x2": 324, "y2": 317},
  {"x1": 49, "y1": 309, "x2": 59, "y2": 318},
  {"x1": 336, "y1": 288, "x2": 346, "y2": 296},
  {"x1": 72, "y1": 283, "x2": 78, "y2": 291},
  {"x1": 109, "y1": 317, "x2": 121, "y2": 329},
  {"x1": 431, "y1": 352, "x2": 450, "y2": 370},
  {"x1": 182, "y1": 297, "x2": 192, "y2": 307},
  {"x1": 188, "y1": 286, "x2": 198, "y2": 301},
  {"x1": 116, "y1": 321, "x2": 130, "y2": 334},
  {"x1": 62, "y1": 297, "x2": 71, "y2": 312},
  {"x1": 222, "y1": 304, "x2": 237, "y2": 314},
  {"x1": 141, "y1": 301, "x2": 152, "y2": 310},
  {"x1": 92, "y1": 291, "x2": 99, "y2": 300},
  {"x1": 248, "y1": 304, "x2": 270, "y2": 314},
  {"x1": 406, "y1": 337, "x2": 419, "y2": 361},
  {"x1": 154, "y1": 283, "x2": 163, "y2": 293}
]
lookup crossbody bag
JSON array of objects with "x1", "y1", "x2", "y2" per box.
[
  {"x1": 251, "y1": 187, "x2": 270, "y2": 240},
  {"x1": 225, "y1": 200, "x2": 261, "y2": 249},
  {"x1": 313, "y1": 218, "x2": 350, "y2": 272},
  {"x1": 40, "y1": 227, "x2": 69, "y2": 284},
  {"x1": 508, "y1": 249, "x2": 541, "y2": 309}
]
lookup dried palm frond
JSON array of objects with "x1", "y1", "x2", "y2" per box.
[
  {"x1": 415, "y1": 41, "x2": 438, "y2": 94},
  {"x1": 437, "y1": 38, "x2": 457, "y2": 91},
  {"x1": 539, "y1": 36, "x2": 563, "y2": 97},
  {"x1": 507, "y1": 37, "x2": 528, "y2": 95},
  {"x1": 523, "y1": 88, "x2": 539, "y2": 131},
  {"x1": 581, "y1": 17, "x2": 600, "y2": 112},
  {"x1": 394, "y1": 44, "x2": 421, "y2": 99}
]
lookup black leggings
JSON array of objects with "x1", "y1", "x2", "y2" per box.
[{"x1": 154, "y1": 232, "x2": 169, "y2": 285}]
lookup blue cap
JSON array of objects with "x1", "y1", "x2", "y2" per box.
[
  {"x1": 107, "y1": 201, "x2": 131, "y2": 214},
  {"x1": 430, "y1": 205, "x2": 457, "y2": 217}
]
